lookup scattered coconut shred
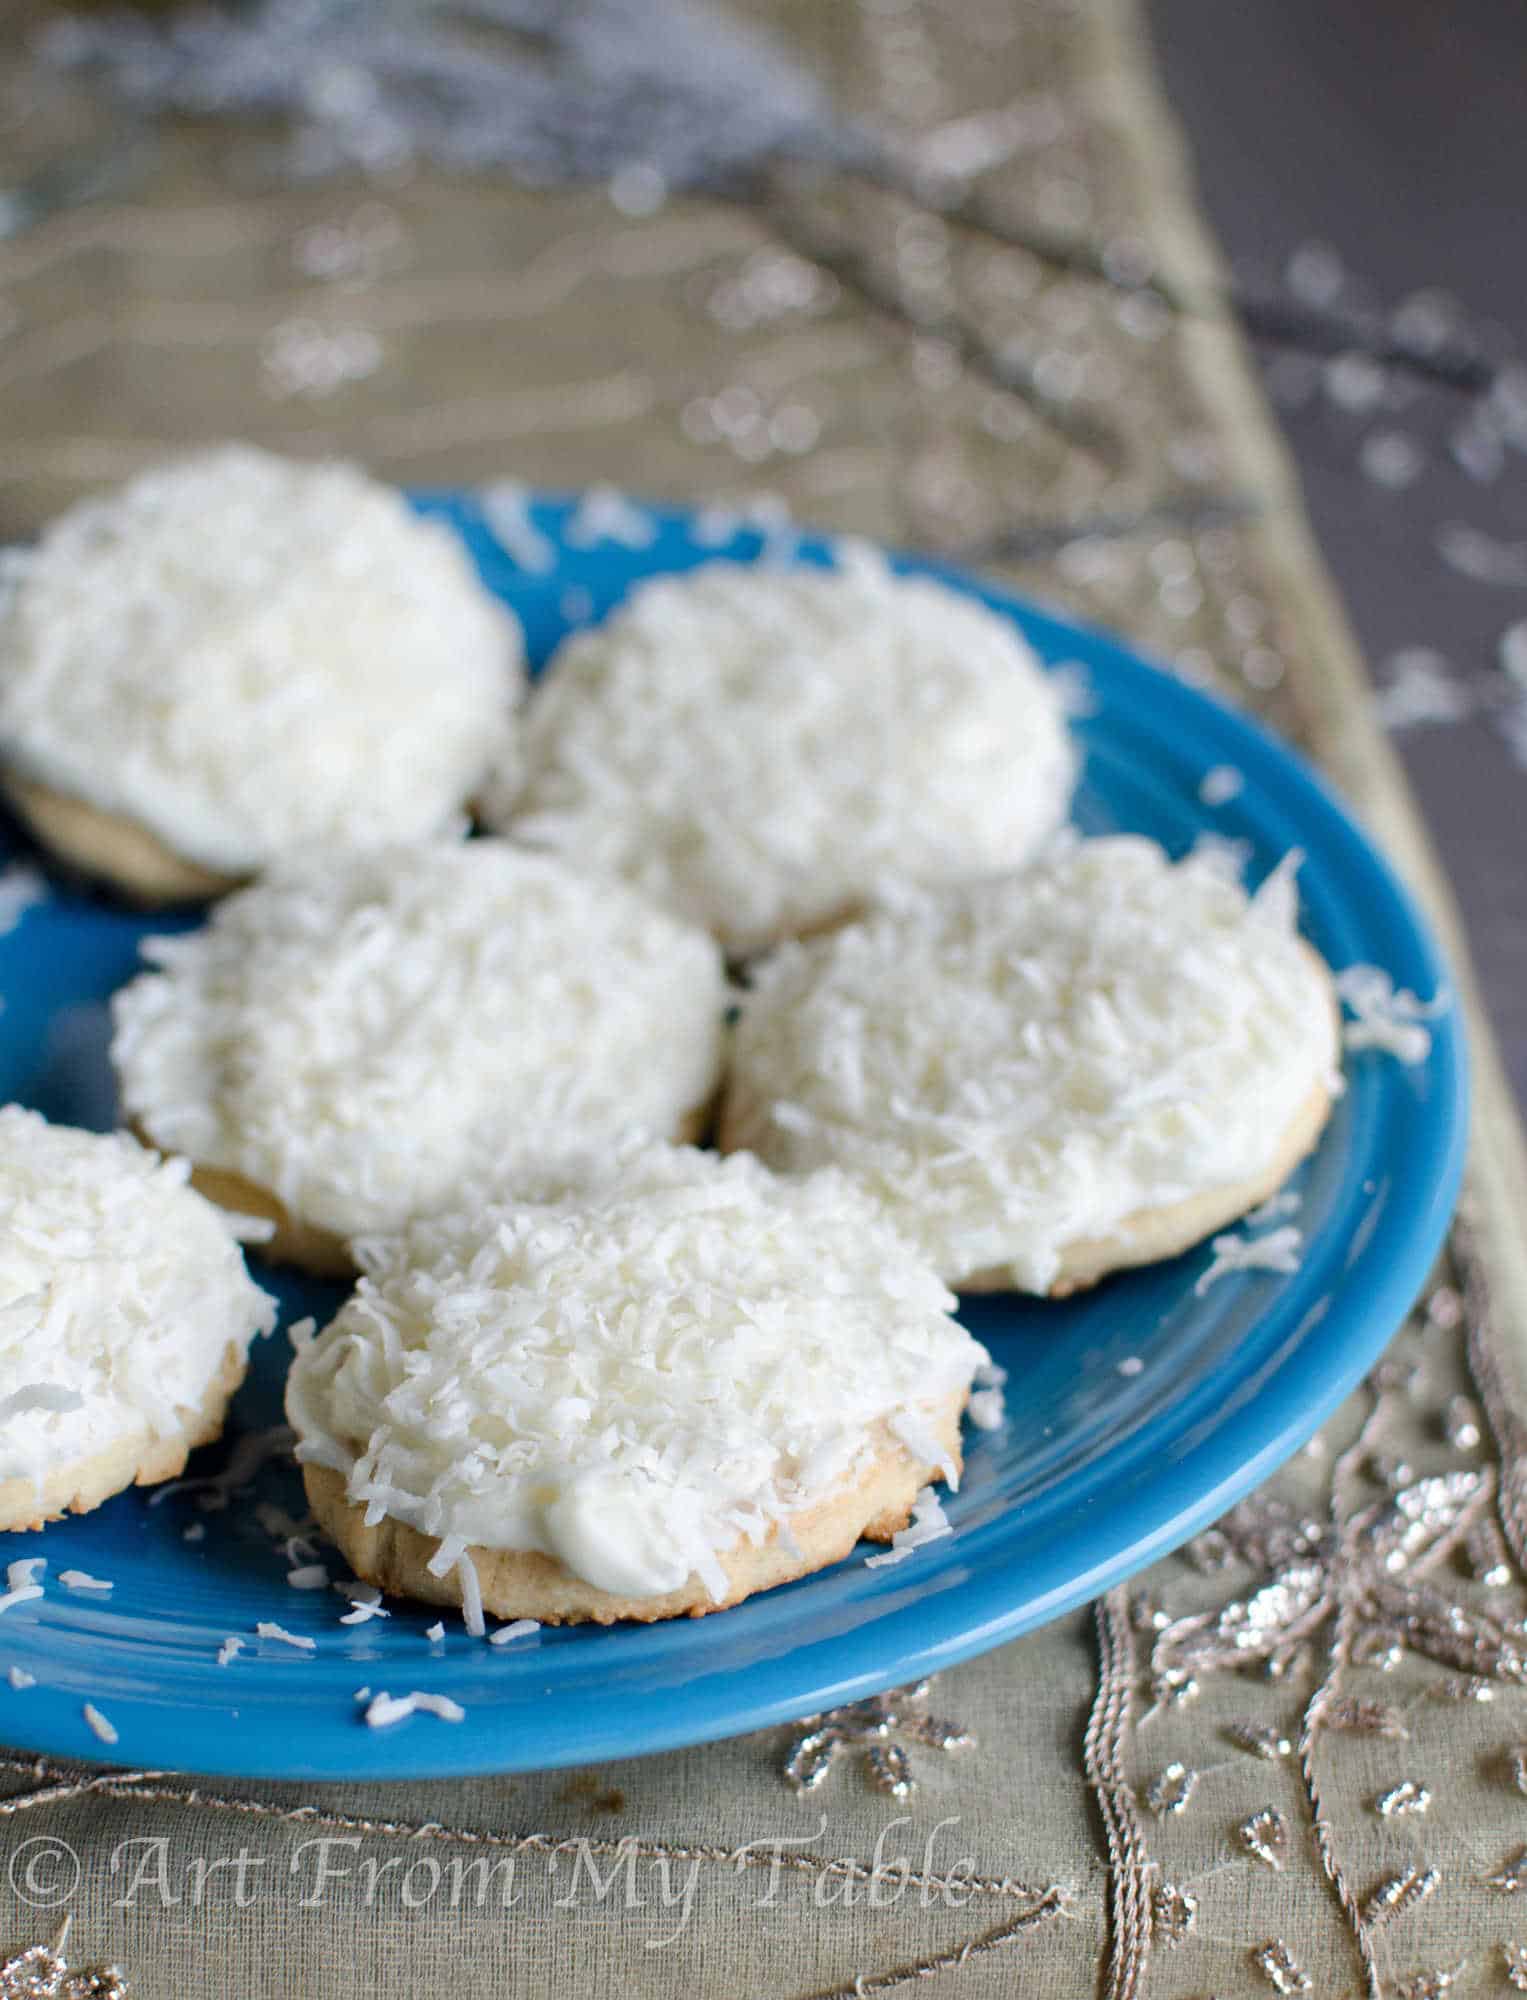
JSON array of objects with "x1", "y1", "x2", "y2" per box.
[
  {"x1": 1197, "y1": 764, "x2": 1245, "y2": 807},
  {"x1": 864, "y1": 1488, "x2": 952, "y2": 1569},
  {"x1": 965, "y1": 1359, "x2": 1008, "y2": 1433},
  {"x1": 337, "y1": 1585, "x2": 390, "y2": 1626},
  {"x1": 364, "y1": 1690, "x2": 466, "y2": 1729},
  {"x1": 565, "y1": 483, "x2": 657, "y2": 552},
  {"x1": 1335, "y1": 965, "x2": 1449, "y2": 1064},
  {"x1": 255, "y1": 1621, "x2": 315, "y2": 1653},
  {"x1": 58, "y1": 1569, "x2": 112, "y2": 1593},
  {"x1": 478, "y1": 479, "x2": 556, "y2": 575},
  {"x1": 489, "y1": 1619, "x2": 541, "y2": 1648},
  {"x1": 1194, "y1": 1224, "x2": 1306, "y2": 1297},
  {"x1": 0, "y1": 862, "x2": 47, "y2": 936},
  {"x1": 82, "y1": 1701, "x2": 118, "y2": 1746}
]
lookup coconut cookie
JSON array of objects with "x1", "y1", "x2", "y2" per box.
[
  {"x1": 487, "y1": 555, "x2": 1075, "y2": 956},
  {"x1": 721, "y1": 837, "x2": 1342, "y2": 1296},
  {"x1": 0, "y1": 445, "x2": 524, "y2": 899},
  {"x1": 111, "y1": 840, "x2": 728, "y2": 1274},
  {"x1": 286, "y1": 1146, "x2": 987, "y2": 1624},
  {"x1": 0, "y1": 1106, "x2": 276, "y2": 1531}
]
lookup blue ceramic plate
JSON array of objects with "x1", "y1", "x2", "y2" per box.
[{"x1": 0, "y1": 493, "x2": 1467, "y2": 1779}]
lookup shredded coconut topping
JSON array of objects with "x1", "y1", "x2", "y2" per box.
[
  {"x1": 287, "y1": 1146, "x2": 986, "y2": 1604},
  {"x1": 57, "y1": 1570, "x2": 112, "y2": 1592},
  {"x1": 112, "y1": 838, "x2": 727, "y2": 1242},
  {"x1": 8, "y1": 1666, "x2": 35, "y2": 1688},
  {"x1": 0, "y1": 1107, "x2": 275, "y2": 1493},
  {"x1": 0, "y1": 445, "x2": 524, "y2": 874},
  {"x1": 491, "y1": 558, "x2": 1075, "y2": 954},
  {"x1": 724, "y1": 837, "x2": 1341, "y2": 1292}
]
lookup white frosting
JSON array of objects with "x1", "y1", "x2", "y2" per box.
[
  {"x1": 0, "y1": 446, "x2": 524, "y2": 874},
  {"x1": 724, "y1": 837, "x2": 1341, "y2": 1292},
  {"x1": 489, "y1": 557, "x2": 1075, "y2": 954},
  {"x1": 111, "y1": 839, "x2": 728, "y2": 1242},
  {"x1": 285, "y1": 1146, "x2": 986, "y2": 1602},
  {"x1": 0, "y1": 1106, "x2": 276, "y2": 1493}
]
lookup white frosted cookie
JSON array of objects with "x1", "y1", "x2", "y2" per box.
[
  {"x1": 287, "y1": 1146, "x2": 987, "y2": 1624},
  {"x1": 0, "y1": 445, "x2": 523, "y2": 898},
  {"x1": 111, "y1": 839, "x2": 728, "y2": 1271},
  {"x1": 720, "y1": 837, "x2": 1342, "y2": 1295},
  {"x1": 488, "y1": 555, "x2": 1075, "y2": 956},
  {"x1": 0, "y1": 1106, "x2": 276, "y2": 1531}
]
